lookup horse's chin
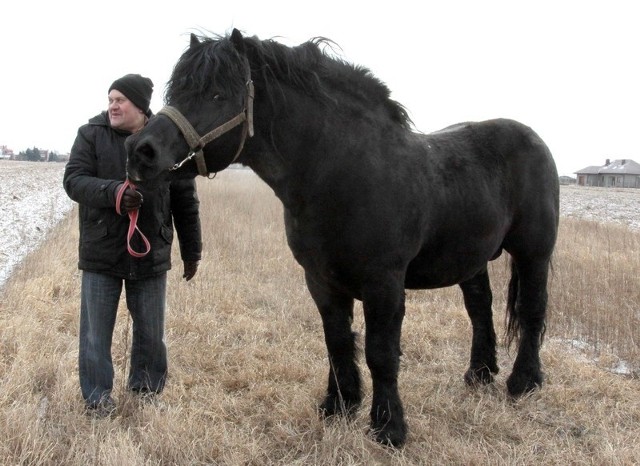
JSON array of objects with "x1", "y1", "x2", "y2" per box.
[{"x1": 127, "y1": 164, "x2": 170, "y2": 189}]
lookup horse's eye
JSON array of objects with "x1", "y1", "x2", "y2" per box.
[{"x1": 213, "y1": 94, "x2": 223, "y2": 102}]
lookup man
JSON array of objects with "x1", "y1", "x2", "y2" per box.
[{"x1": 63, "y1": 74, "x2": 202, "y2": 417}]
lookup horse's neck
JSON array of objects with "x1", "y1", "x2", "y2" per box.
[
  {"x1": 243, "y1": 92, "x2": 324, "y2": 212},
  {"x1": 245, "y1": 144, "x2": 305, "y2": 214}
]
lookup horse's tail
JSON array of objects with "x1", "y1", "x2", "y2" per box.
[{"x1": 505, "y1": 258, "x2": 519, "y2": 349}]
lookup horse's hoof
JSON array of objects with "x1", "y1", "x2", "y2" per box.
[
  {"x1": 318, "y1": 395, "x2": 360, "y2": 418},
  {"x1": 506, "y1": 372, "x2": 542, "y2": 397},
  {"x1": 369, "y1": 403, "x2": 407, "y2": 448},
  {"x1": 370, "y1": 421, "x2": 407, "y2": 448},
  {"x1": 464, "y1": 366, "x2": 495, "y2": 387}
]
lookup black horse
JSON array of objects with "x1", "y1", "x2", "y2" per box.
[{"x1": 126, "y1": 29, "x2": 559, "y2": 447}]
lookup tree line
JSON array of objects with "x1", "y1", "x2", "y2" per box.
[{"x1": 13, "y1": 147, "x2": 62, "y2": 162}]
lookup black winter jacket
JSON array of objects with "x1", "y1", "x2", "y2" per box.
[{"x1": 63, "y1": 111, "x2": 202, "y2": 279}]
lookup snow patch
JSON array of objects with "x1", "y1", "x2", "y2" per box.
[{"x1": 0, "y1": 161, "x2": 73, "y2": 287}]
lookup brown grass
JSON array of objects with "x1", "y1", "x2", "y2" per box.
[{"x1": 1, "y1": 170, "x2": 639, "y2": 464}]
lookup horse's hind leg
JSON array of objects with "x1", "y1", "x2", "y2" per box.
[
  {"x1": 506, "y1": 258, "x2": 550, "y2": 396},
  {"x1": 305, "y1": 272, "x2": 362, "y2": 417},
  {"x1": 459, "y1": 267, "x2": 499, "y2": 386}
]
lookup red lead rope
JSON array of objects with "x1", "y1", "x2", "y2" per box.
[{"x1": 115, "y1": 180, "x2": 151, "y2": 258}]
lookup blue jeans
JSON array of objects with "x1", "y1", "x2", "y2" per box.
[{"x1": 79, "y1": 271, "x2": 167, "y2": 406}]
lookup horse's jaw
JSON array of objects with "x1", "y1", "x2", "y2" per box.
[
  {"x1": 126, "y1": 157, "x2": 198, "y2": 188},
  {"x1": 126, "y1": 164, "x2": 165, "y2": 188}
]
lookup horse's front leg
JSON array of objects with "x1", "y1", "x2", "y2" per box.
[
  {"x1": 459, "y1": 268, "x2": 499, "y2": 386},
  {"x1": 305, "y1": 272, "x2": 362, "y2": 417},
  {"x1": 362, "y1": 276, "x2": 407, "y2": 447}
]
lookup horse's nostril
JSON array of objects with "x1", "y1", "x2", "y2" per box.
[{"x1": 139, "y1": 142, "x2": 155, "y2": 160}]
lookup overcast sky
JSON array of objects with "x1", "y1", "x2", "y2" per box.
[{"x1": 1, "y1": 0, "x2": 637, "y2": 176}]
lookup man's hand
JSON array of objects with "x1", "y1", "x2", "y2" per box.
[
  {"x1": 117, "y1": 183, "x2": 143, "y2": 213},
  {"x1": 183, "y1": 260, "x2": 199, "y2": 281}
]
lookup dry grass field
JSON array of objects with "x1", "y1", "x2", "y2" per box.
[{"x1": 1, "y1": 169, "x2": 640, "y2": 464}]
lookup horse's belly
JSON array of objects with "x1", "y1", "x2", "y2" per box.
[
  {"x1": 404, "y1": 269, "x2": 478, "y2": 289},
  {"x1": 404, "y1": 248, "x2": 498, "y2": 289}
]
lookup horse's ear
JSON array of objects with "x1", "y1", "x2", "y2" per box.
[
  {"x1": 230, "y1": 28, "x2": 245, "y2": 53},
  {"x1": 190, "y1": 33, "x2": 200, "y2": 48}
]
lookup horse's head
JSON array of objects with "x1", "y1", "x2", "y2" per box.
[{"x1": 126, "y1": 29, "x2": 253, "y2": 184}]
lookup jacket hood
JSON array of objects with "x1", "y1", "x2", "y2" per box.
[{"x1": 88, "y1": 111, "x2": 110, "y2": 127}]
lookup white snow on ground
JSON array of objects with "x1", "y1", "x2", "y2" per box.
[
  {"x1": 560, "y1": 184, "x2": 640, "y2": 231},
  {"x1": 0, "y1": 161, "x2": 73, "y2": 287}
]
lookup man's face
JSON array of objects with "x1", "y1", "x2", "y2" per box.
[{"x1": 108, "y1": 89, "x2": 144, "y2": 132}]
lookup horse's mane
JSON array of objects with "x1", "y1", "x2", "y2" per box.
[
  {"x1": 166, "y1": 33, "x2": 248, "y2": 104},
  {"x1": 166, "y1": 32, "x2": 412, "y2": 129}
]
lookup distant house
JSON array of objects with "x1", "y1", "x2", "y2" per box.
[
  {"x1": 558, "y1": 175, "x2": 576, "y2": 185},
  {"x1": 575, "y1": 159, "x2": 640, "y2": 188},
  {"x1": 0, "y1": 145, "x2": 14, "y2": 159}
]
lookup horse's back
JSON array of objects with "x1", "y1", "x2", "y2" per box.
[
  {"x1": 428, "y1": 118, "x2": 555, "y2": 171},
  {"x1": 401, "y1": 119, "x2": 558, "y2": 287},
  {"x1": 426, "y1": 118, "x2": 559, "y2": 259},
  {"x1": 425, "y1": 118, "x2": 558, "y2": 212}
]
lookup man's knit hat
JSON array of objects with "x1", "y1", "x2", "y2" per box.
[{"x1": 108, "y1": 74, "x2": 154, "y2": 116}]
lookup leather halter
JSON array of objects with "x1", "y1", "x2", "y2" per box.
[{"x1": 157, "y1": 77, "x2": 254, "y2": 176}]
